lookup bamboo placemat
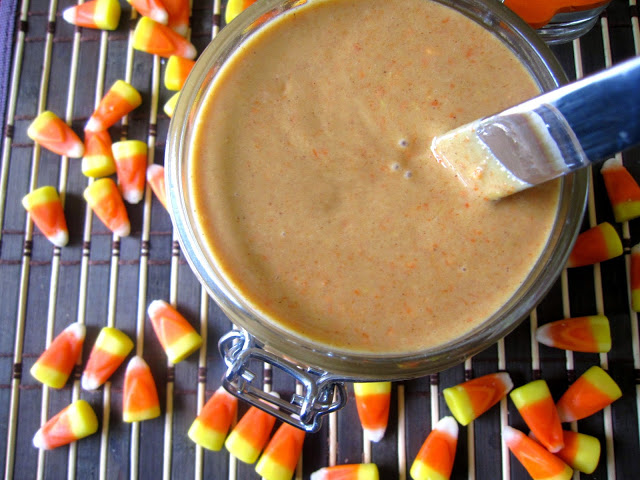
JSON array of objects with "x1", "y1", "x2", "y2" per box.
[{"x1": 0, "y1": 0, "x2": 639, "y2": 478}]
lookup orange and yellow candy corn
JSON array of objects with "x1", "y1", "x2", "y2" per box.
[
  {"x1": 27, "y1": 111, "x2": 84, "y2": 158},
  {"x1": 163, "y1": 92, "x2": 179, "y2": 118},
  {"x1": 188, "y1": 386, "x2": 238, "y2": 451},
  {"x1": 112, "y1": 140, "x2": 148, "y2": 204},
  {"x1": 147, "y1": 300, "x2": 202, "y2": 363},
  {"x1": 510, "y1": 380, "x2": 563, "y2": 453},
  {"x1": 410, "y1": 416, "x2": 458, "y2": 480},
  {"x1": 30, "y1": 322, "x2": 85, "y2": 389},
  {"x1": 567, "y1": 222, "x2": 622, "y2": 268},
  {"x1": 601, "y1": 157, "x2": 640, "y2": 223},
  {"x1": 353, "y1": 382, "x2": 390, "y2": 443},
  {"x1": 82, "y1": 129, "x2": 116, "y2": 178},
  {"x1": 123, "y1": 356, "x2": 160, "y2": 422},
  {"x1": 310, "y1": 464, "x2": 380, "y2": 480},
  {"x1": 128, "y1": 0, "x2": 168, "y2": 24},
  {"x1": 443, "y1": 372, "x2": 513, "y2": 426},
  {"x1": 631, "y1": 243, "x2": 640, "y2": 312},
  {"x1": 133, "y1": 17, "x2": 197, "y2": 59},
  {"x1": 225, "y1": 403, "x2": 277, "y2": 464},
  {"x1": 147, "y1": 164, "x2": 168, "y2": 210},
  {"x1": 503, "y1": 426, "x2": 572, "y2": 480},
  {"x1": 32, "y1": 400, "x2": 98, "y2": 449},
  {"x1": 536, "y1": 315, "x2": 611, "y2": 353},
  {"x1": 83, "y1": 178, "x2": 131, "y2": 237},
  {"x1": 62, "y1": 0, "x2": 121, "y2": 30},
  {"x1": 554, "y1": 430, "x2": 600, "y2": 474},
  {"x1": 164, "y1": 55, "x2": 195, "y2": 91},
  {"x1": 85, "y1": 80, "x2": 142, "y2": 132},
  {"x1": 22, "y1": 186, "x2": 69, "y2": 247},
  {"x1": 225, "y1": 0, "x2": 258, "y2": 24},
  {"x1": 81, "y1": 327, "x2": 134, "y2": 390},
  {"x1": 255, "y1": 423, "x2": 306, "y2": 480},
  {"x1": 163, "y1": 0, "x2": 190, "y2": 36},
  {"x1": 556, "y1": 366, "x2": 622, "y2": 423}
]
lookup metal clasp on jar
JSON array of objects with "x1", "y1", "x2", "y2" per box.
[{"x1": 219, "y1": 328, "x2": 347, "y2": 432}]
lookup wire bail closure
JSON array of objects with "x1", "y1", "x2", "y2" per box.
[{"x1": 218, "y1": 328, "x2": 347, "y2": 432}]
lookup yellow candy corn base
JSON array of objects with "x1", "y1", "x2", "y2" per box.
[
  {"x1": 187, "y1": 420, "x2": 227, "y2": 451},
  {"x1": 225, "y1": 432, "x2": 262, "y2": 464},
  {"x1": 165, "y1": 331, "x2": 203, "y2": 364},
  {"x1": 30, "y1": 362, "x2": 70, "y2": 390},
  {"x1": 409, "y1": 461, "x2": 448, "y2": 480},
  {"x1": 255, "y1": 456, "x2": 292, "y2": 480}
]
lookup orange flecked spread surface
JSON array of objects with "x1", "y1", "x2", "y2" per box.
[{"x1": 190, "y1": 0, "x2": 560, "y2": 353}]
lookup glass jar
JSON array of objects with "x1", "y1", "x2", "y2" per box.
[{"x1": 166, "y1": 0, "x2": 588, "y2": 431}]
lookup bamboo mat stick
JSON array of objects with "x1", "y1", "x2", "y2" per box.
[{"x1": 4, "y1": 0, "x2": 56, "y2": 476}]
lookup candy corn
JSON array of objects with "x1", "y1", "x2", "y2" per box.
[
  {"x1": 225, "y1": 403, "x2": 277, "y2": 464},
  {"x1": 409, "y1": 416, "x2": 458, "y2": 480},
  {"x1": 81, "y1": 327, "x2": 134, "y2": 390},
  {"x1": 30, "y1": 322, "x2": 85, "y2": 389},
  {"x1": 631, "y1": 243, "x2": 640, "y2": 312},
  {"x1": 310, "y1": 464, "x2": 380, "y2": 480},
  {"x1": 442, "y1": 372, "x2": 513, "y2": 426},
  {"x1": 553, "y1": 430, "x2": 600, "y2": 474},
  {"x1": 27, "y1": 111, "x2": 84, "y2": 158},
  {"x1": 164, "y1": 55, "x2": 195, "y2": 91},
  {"x1": 21, "y1": 186, "x2": 69, "y2": 247},
  {"x1": 147, "y1": 164, "x2": 168, "y2": 210},
  {"x1": 353, "y1": 382, "x2": 390, "y2": 443},
  {"x1": 83, "y1": 178, "x2": 131, "y2": 236},
  {"x1": 556, "y1": 366, "x2": 622, "y2": 423},
  {"x1": 187, "y1": 386, "x2": 238, "y2": 451},
  {"x1": 163, "y1": 92, "x2": 179, "y2": 118},
  {"x1": 510, "y1": 380, "x2": 563, "y2": 453},
  {"x1": 122, "y1": 356, "x2": 161, "y2": 422},
  {"x1": 601, "y1": 157, "x2": 640, "y2": 223},
  {"x1": 147, "y1": 300, "x2": 202, "y2": 363},
  {"x1": 85, "y1": 80, "x2": 142, "y2": 132},
  {"x1": 567, "y1": 222, "x2": 622, "y2": 268},
  {"x1": 163, "y1": 0, "x2": 190, "y2": 36},
  {"x1": 255, "y1": 423, "x2": 306, "y2": 480},
  {"x1": 133, "y1": 17, "x2": 197, "y2": 59},
  {"x1": 225, "y1": 0, "x2": 258, "y2": 24},
  {"x1": 112, "y1": 140, "x2": 148, "y2": 204},
  {"x1": 32, "y1": 400, "x2": 98, "y2": 449},
  {"x1": 503, "y1": 426, "x2": 572, "y2": 480},
  {"x1": 128, "y1": 0, "x2": 168, "y2": 24},
  {"x1": 82, "y1": 129, "x2": 116, "y2": 178},
  {"x1": 536, "y1": 315, "x2": 611, "y2": 353},
  {"x1": 62, "y1": 0, "x2": 121, "y2": 30}
]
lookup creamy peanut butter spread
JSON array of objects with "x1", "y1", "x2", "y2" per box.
[{"x1": 189, "y1": 0, "x2": 560, "y2": 353}]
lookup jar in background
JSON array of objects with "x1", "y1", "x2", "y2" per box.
[{"x1": 503, "y1": 0, "x2": 611, "y2": 44}]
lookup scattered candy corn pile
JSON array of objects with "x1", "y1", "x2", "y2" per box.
[{"x1": 24, "y1": 0, "x2": 636, "y2": 478}]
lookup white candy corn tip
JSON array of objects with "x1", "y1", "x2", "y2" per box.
[
  {"x1": 150, "y1": 8, "x2": 169, "y2": 25},
  {"x1": 172, "y1": 24, "x2": 188, "y2": 37},
  {"x1": 600, "y1": 157, "x2": 622, "y2": 171},
  {"x1": 147, "y1": 299, "x2": 168, "y2": 318},
  {"x1": 633, "y1": 243, "x2": 640, "y2": 255},
  {"x1": 183, "y1": 44, "x2": 197, "y2": 60},
  {"x1": 127, "y1": 355, "x2": 147, "y2": 372},
  {"x1": 123, "y1": 189, "x2": 143, "y2": 205},
  {"x1": 535, "y1": 324, "x2": 554, "y2": 348},
  {"x1": 67, "y1": 142, "x2": 85, "y2": 159},
  {"x1": 309, "y1": 468, "x2": 328, "y2": 480},
  {"x1": 85, "y1": 116, "x2": 104, "y2": 132},
  {"x1": 32, "y1": 428, "x2": 51, "y2": 450},
  {"x1": 114, "y1": 221, "x2": 131, "y2": 238},
  {"x1": 66, "y1": 322, "x2": 87, "y2": 340},
  {"x1": 502, "y1": 425, "x2": 521, "y2": 446},
  {"x1": 498, "y1": 372, "x2": 514, "y2": 393},
  {"x1": 147, "y1": 163, "x2": 163, "y2": 179},
  {"x1": 434, "y1": 415, "x2": 458, "y2": 439},
  {"x1": 557, "y1": 404, "x2": 575, "y2": 423},
  {"x1": 62, "y1": 6, "x2": 77, "y2": 25},
  {"x1": 81, "y1": 373, "x2": 102, "y2": 391},
  {"x1": 364, "y1": 426, "x2": 386, "y2": 443},
  {"x1": 49, "y1": 230, "x2": 69, "y2": 248}
]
